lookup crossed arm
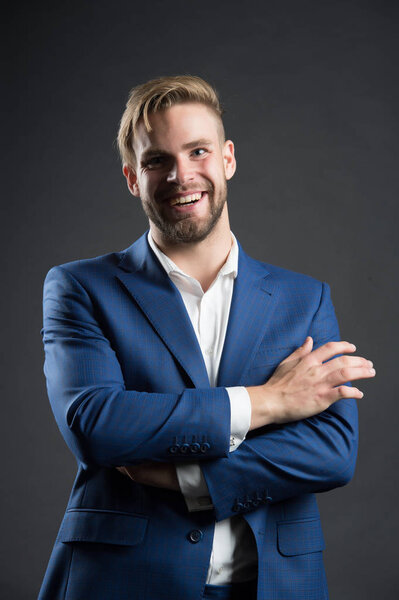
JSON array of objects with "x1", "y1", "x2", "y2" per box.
[
  {"x1": 43, "y1": 266, "x2": 374, "y2": 510},
  {"x1": 115, "y1": 282, "x2": 375, "y2": 501},
  {"x1": 117, "y1": 336, "x2": 374, "y2": 496}
]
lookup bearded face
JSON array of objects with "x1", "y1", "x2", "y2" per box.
[
  {"x1": 124, "y1": 102, "x2": 236, "y2": 246},
  {"x1": 139, "y1": 178, "x2": 228, "y2": 244}
]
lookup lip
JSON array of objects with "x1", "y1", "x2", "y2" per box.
[
  {"x1": 168, "y1": 191, "x2": 208, "y2": 212},
  {"x1": 165, "y1": 190, "x2": 205, "y2": 202}
]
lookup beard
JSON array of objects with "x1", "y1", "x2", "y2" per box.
[{"x1": 140, "y1": 180, "x2": 227, "y2": 244}]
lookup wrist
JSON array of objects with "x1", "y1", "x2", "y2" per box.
[{"x1": 246, "y1": 384, "x2": 276, "y2": 430}]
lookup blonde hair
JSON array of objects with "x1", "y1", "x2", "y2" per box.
[{"x1": 117, "y1": 75, "x2": 225, "y2": 168}]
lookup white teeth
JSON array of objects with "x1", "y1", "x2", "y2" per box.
[{"x1": 170, "y1": 192, "x2": 203, "y2": 206}]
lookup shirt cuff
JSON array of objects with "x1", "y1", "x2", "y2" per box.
[
  {"x1": 176, "y1": 463, "x2": 214, "y2": 511},
  {"x1": 226, "y1": 386, "x2": 251, "y2": 451}
]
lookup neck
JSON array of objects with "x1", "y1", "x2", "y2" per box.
[{"x1": 149, "y1": 206, "x2": 232, "y2": 292}]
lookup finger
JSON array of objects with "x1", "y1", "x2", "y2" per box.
[
  {"x1": 311, "y1": 341, "x2": 357, "y2": 364},
  {"x1": 329, "y1": 385, "x2": 364, "y2": 402},
  {"x1": 322, "y1": 355, "x2": 373, "y2": 377},
  {"x1": 280, "y1": 336, "x2": 313, "y2": 364},
  {"x1": 116, "y1": 465, "x2": 137, "y2": 481},
  {"x1": 116, "y1": 466, "x2": 128, "y2": 476},
  {"x1": 326, "y1": 365, "x2": 376, "y2": 388}
]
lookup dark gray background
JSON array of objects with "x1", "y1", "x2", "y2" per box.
[{"x1": 2, "y1": 0, "x2": 398, "y2": 598}]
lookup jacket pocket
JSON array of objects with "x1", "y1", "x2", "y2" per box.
[
  {"x1": 277, "y1": 517, "x2": 325, "y2": 556},
  {"x1": 58, "y1": 508, "x2": 148, "y2": 546}
]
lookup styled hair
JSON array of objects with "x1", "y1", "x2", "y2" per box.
[{"x1": 117, "y1": 75, "x2": 225, "y2": 168}]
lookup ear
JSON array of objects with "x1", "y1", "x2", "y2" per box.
[
  {"x1": 123, "y1": 165, "x2": 140, "y2": 197},
  {"x1": 223, "y1": 140, "x2": 236, "y2": 180}
]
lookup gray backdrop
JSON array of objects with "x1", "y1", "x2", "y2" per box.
[{"x1": 2, "y1": 0, "x2": 398, "y2": 598}]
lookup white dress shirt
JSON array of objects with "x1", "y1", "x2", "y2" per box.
[{"x1": 147, "y1": 231, "x2": 258, "y2": 585}]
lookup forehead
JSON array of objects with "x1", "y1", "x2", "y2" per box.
[{"x1": 133, "y1": 102, "x2": 221, "y2": 155}]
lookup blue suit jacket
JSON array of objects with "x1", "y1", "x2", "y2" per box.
[{"x1": 38, "y1": 231, "x2": 358, "y2": 600}]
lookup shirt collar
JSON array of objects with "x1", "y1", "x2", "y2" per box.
[{"x1": 147, "y1": 230, "x2": 238, "y2": 280}]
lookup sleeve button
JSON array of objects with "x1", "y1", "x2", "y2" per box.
[
  {"x1": 188, "y1": 529, "x2": 203, "y2": 543},
  {"x1": 200, "y1": 442, "x2": 210, "y2": 453}
]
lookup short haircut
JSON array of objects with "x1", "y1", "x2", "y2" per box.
[{"x1": 117, "y1": 75, "x2": 225, "y2": 168}]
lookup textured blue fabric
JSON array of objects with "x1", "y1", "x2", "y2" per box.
[{"x1": 38, "y1": 230, "x2": 358, "y2": 599}]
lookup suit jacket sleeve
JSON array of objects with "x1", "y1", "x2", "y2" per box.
[
  {"x1": 41, "y1": 265, "x2": 231, "y2": 467},
  {"x1": 201, "y1": 282, "x2": 359, "y2": 522}
]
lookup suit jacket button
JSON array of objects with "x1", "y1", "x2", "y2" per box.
[
  {"x1": 169, "y1": 445, "x2": 180, "y2": 454},
  {"x1": 200, "y1": 442, "x2": 210, "y2": 453},
  {"x1": 232, "y1": 502, "x2": 244, "y2": 512},
  {"x1": 180, "y1": 443, "x2": 190, "y2": 454},
  {"x1": 190, "y1": 443, "x2": 200, "y2": 453},
  {"x1": 188, "y1": 529, "x2": 203, "y2": 543}
]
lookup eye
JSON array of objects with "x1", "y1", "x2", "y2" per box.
[
  {"x1": 143, "y1": 156, "x2": 165, "y2": 170},
  {"x1": 147, "y1": 156, "x2": 163, "y2": 166},
  {"x1": 192, "y1": 148, "x2": 207, "y2": 157}
]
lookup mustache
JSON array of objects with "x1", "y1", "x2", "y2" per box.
[{"x1": 159, "y1": 185, "x2": 213, "y2": 201}]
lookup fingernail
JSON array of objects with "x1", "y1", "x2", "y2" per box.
[
  {"x1": 359, "y1": 391, "x2": 364, "y2": 397},
  {"x1": 351, "y1": 344, "x2": 356, "y2": 350},
  {"x1": 368, "y1": 361, "x2": 373, "y2": 368},
  {"x1": 370, "y1": 368, "x2": 375, "y2": 374}
]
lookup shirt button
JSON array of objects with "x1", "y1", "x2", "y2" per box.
[
  {"x1": 217, "y1": 567, "x2": 223, "y2": 574},
  {"x1": 205, "y1": 348, "x2": 214, "y2": 355}
]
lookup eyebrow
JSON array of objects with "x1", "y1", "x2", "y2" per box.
[
  {"x1": 182, "y1": 138, "x2": 214, "y2": 150},
  {"x1": 141, "y1": 138, "x2": 214, "y2": 161}
]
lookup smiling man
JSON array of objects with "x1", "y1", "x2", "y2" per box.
[{"x1": 39, "y1": 75, "x2": 374, "y2": 600}]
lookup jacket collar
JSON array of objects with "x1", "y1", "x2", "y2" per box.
[
  {"x1": 117, "y1": 231, "x2": 279, "y2": 388},
  {"x1": 146, "y1": 230, "x2": 239, "y2": 280}
]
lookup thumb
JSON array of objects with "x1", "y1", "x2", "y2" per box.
[
  {"x1": 301, "y1": 336, "x2": 313, "y2": 353},
  {"x1": 280, "y1": 336, "x2": 313, "y2": 365},
  {"x1": 289, "y1": 336, "x2": 314, "y2": 355}
]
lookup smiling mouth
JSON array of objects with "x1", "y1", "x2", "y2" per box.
[{"x1": 169, "y1": 191, "x2": 205, "y2": 206}]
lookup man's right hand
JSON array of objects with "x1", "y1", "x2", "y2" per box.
[{"x1": 246, "y1": 337, "x2": 375, "y2": 430}]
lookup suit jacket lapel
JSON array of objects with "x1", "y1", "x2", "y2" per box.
[
  {"x1": 116, "y1": 232, "x2": 210, "y2": 389},
  {"x1": 217, "y1": 241, "x2": 280, "y2": 387},
  {"x1": 116, "y1": 232, "x2": 280, "y2": 390}
]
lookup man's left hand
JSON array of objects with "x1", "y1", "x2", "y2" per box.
[{"x1": 116, "y1": 462, "x2": 180, "y2": 491}]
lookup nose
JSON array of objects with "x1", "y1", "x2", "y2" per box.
[{"x1": 166, "y1": 156, "x2": 194, "y2": 185}]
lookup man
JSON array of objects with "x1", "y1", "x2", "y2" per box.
[{"x1": 39, "y1": 75, "x2": 374, "y2": 600}]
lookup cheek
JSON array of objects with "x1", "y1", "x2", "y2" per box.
[
  {"x1": 139, "y1": 175, "x2": 156, "y2": 197},
  {"x1": 202, "y1": 160, "x2": 224, "y2": 184}
]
